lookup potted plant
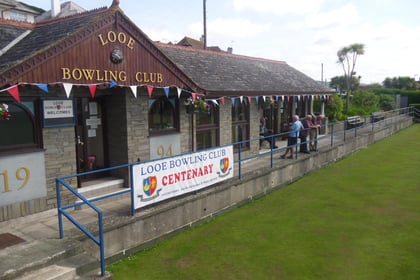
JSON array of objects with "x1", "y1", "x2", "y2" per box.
[
  {"x1": 184, "y1": 97, "x2": 207, "y2": 114},
  {"x1": 0, "y1": 103, "x2": 11, "y2": 120}
]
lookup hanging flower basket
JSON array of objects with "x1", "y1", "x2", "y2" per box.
[
  {"x1": 184, "y1": 97, "x2": 207, "y2": 114},
  {"x1": 0, "y1": 103, "x2": 11, "y2": 120}
]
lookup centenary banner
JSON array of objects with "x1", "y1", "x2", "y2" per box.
[{"x1": 132, "y1": 146, "x2": 234, "y2": 209}]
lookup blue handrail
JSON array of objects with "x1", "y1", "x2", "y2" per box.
[{"x1": 55, "y1": 107, "x2": 413, "y2": 277}]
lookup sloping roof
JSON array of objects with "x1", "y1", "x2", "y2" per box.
[
  {"x1": 158, "y1": 44, "x2": 332, "y2": 96},
  {"x1": 0, "y1": 0, "x2": 43, "y2": 15},
  {"x1": 0, "y1": 5, "x2": 201, "y2": 91},
  {"x1": 0, "y1": 19, "x2": 32, "y2": 50},
  {"x1": 0, "y1": 7, "x2": 108, "y2": 74}
]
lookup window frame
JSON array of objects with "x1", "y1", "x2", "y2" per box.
[
  {"x1": 0, "y1": 99, "x2": 42, "y2": 155},
  {"x1": 148, "y1": 94, "x2": 179, "y2": 136}
]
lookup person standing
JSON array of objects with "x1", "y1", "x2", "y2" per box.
[
  {"x1": 299, "y1": 115, "x2": 311, "y2": 154},
  {"x1": 303, "y1": 115, "x2": 320, "y2": 152},
  {"x1": 280, "y1": 115, "x2": 301, "y2": 159},
  {"x1": 260, "y1": 117, "x2": 278, "y2": 149}
]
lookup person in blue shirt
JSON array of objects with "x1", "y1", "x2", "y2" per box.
[{"x1": 280, "y1": 115, "x2": 302, "y2": 159}]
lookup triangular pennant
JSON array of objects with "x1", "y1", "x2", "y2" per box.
[
  {"x1": 262, "y1": 96, "x2": 266, "y2": 102},
  {"x1": 275, "y1": 95, "x2": 279, "y2": 102},
  {"x1": 109, "y1": 80, "x2": 117, "y2": 88},
  {"x1": 287, "y1": 96, "x2": 290, "y2": 102},
  {"x1": 255, "y1": 96, "x2": 259, "y2": 104},
  {"x1": 164, "y1": 86, "x2": 170, "y2": 98},
  {"x1": 248, "y1": 96, "x2": 252, "y2": 104},
  {"x1": 146, "y1": 85, "x2": 154, "y2": 97},
  {"x1": 221, "y1": 96, "x2": 225, "y2": 105},
  {"x1": 177, "y1": 87, "x2": 182, "y2": 98},
  {"x1": 191, "y1": 92, "x2": 197, "y2": 101},
  {"x1": 7, "y1": 85, "x2": 20, "y2": 102},
  {"x1": 231, "y1": 97, "x2": 236, "y2": 106},
  {"x1": 36, "y1": 84, "x2": 48, "y2": 93},
  {"x1": 239, "y1": 96, "x2": 243, "y2": 103},
  {"x1": 88, "y1": 84, "x2": 97, "y2": 99},
  {"x1": 130, "y1": 86, "x2": 137, "y2": 98},
  {"x1": 211, "y1": 99, "x2": 219, "y2": 106},
  {"x1": 63, "y1": 83, "x2": 73, "y2": 98}
]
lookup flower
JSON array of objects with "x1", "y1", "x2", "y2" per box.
[
  {"x1": 0, "y1": 103, "x2": 11, "y2": 120},
  {"x1": 184, "y1": 97, "x2": 207, "y2": 113}
]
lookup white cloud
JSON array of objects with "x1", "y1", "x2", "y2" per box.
[
  {"x1": 232, "y1": 0, "x2": 324, "y2": 16},
  {"x1": 189, "y1": 18, "x2": 271, "y2": 38}
]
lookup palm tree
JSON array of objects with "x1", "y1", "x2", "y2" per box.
[{"x1": 337, "y1": 43, "x2": 365, "y2": 114}]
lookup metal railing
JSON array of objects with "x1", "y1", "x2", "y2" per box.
[
  {"x1": 56, "y1": 164, "x2": 133, "y2": 277},
  {"x1": 55, "y1": 106, "x2": 413, "y2": 276}
]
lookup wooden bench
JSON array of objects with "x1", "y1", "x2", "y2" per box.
[
  {"x1": 346, "y1": 116, "x2": 364, "y2": 129},
  {"x1": 371, "y1": 112, "x2": 385, "y2": 123}
]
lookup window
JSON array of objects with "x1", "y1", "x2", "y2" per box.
[
  {"x1": 148, "y1": 96, "x2": 178, "y2": 134},
  {"x1": 196, "y1": 102, "x2": 219, "y2": 150},
  {"x1": 9, "y1": 11, "x2": 28, "y2": 22},
  {"x1": 231, "y1": 98, "x2": 250, "y2": 151},
  {"x1": 0, "y1": 101, "x2": 40, "y2": 152}
]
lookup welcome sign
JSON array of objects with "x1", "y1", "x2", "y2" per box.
[{"x1": 132, "y1": 146, "x2": 234, "y2": 209}]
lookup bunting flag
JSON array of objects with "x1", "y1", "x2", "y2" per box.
[
  {"x1": 248, "y1": 96, "x2": 252, "y2": 104},
  {"x1": 163, "y1": 86, "x2": 170, "y2": 98},
  {"x1": 231, "y1": 97, "x2": 236, "y2": 106},
  {"x1": 255, "y1": 96, "x2": 259, "y2": 104},
  {"x1": 177, "y1": 87, "x2": 182, "y2": 98},
  {"x1": 146, "y1": 85, "x2": 154, "y2": 97},
  {"x1": 239, "y1": 96, "x2": 243, "y2": 104},
  {"x1": 36, "y1": 84, "x2": 48, "y2": 93},
  {"x1": 109, "y1": 80, "x2": 117, "y2": 88},
  {"x1": 262, "y1": 96, "x2": 266, "y2": 102},
  {"x1": 130, "y1": 86, "x2": 137, "y2": 98},
  {"x1": 211, "y1": 99, "x2": 219, "y2": 106},
  {"x1": 7, "y1": 85, "x2": 20, "y2": 102},
  {"x1": 221, "y1": 96, "x2": 225, "y2": 105},
  {"x1": 88, "y1": 84, "x2": 97, "y2": 98},
  {"x1": 63, "y1": 83, "x2": 73, "y2": 98},
  {"x1": 191, "y1": 92, "x2": 197, "y2": 101}
]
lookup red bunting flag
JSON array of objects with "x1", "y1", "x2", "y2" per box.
[
  {"x1": 248, "y1": 96, "x2": 252, "y2": 104},
  {"x1": 147, "y1": 85, "x2": 154, "y2": 97},
  {"x1": 88, "y1": 84, "x2": 97, "y2": 98},
  {"x1": 191, "y1": 92, "x2": 197, "y2": 101},
  {"x1": 8, "y1": 85, "x2": 20, "y2": 102},
  {"x1": 221, "y1": 96, "x2": 225, "y2": 105}
]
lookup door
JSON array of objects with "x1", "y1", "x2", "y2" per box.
[{"x1": 75, "y1": 98, "x2": 107, "y2": 185}]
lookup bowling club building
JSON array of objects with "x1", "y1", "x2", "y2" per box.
[{"x1": 0, "y1": 1, "x2": 332, "y2": 221}]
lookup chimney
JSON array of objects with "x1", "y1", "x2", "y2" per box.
[
  {"x1": 51, "y1": 0, "x2": 61, "y2": 17},
  {"x1": 227, "y1": 47, "x2": 233, "y2": 54}
]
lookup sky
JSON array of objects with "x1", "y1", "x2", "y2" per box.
[{"x1": 25, "y1": 0, "x2": 420, "y2": 85}]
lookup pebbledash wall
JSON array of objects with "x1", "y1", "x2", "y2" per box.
[{"x1": 79, "y1": 116, "x2": 413, "y2": 260}]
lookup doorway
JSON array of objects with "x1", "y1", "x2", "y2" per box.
[{"x1": 75, "y1": 98, "x2": 108, "y2": 185}]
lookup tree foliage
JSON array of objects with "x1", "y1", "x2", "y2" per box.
[
  {"x1": 349, "y1": 90, "x2": 379, "y2": 115},
  {"x1": 383, "y1": 76, "x2": 418, "y2": 90},
  {"x1": 378, "y1": 94, "x2": 396, "y2": 111},
  {"x1": 325, "y1": 93, "x2": 345, "y2": 121},
  {"x1": 330, "y1": 75, "x2": 361, "y2": 93},
  {"x1": 337, "y1": 43, "x2": 365, "y2": 113}
]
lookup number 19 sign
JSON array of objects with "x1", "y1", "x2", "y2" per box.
[
  {"x1": 0, "y1": 151, "x2": 47, "y2": 207},
  {"x1": 132, "y1": 146, "x2": 234, "y2": 209}
]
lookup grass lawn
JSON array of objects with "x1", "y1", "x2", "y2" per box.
[{"x1": 108, "y1": 124, "x2": 420, "y2": 280}]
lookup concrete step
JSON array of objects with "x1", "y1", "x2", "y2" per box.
[
  {"x1": 76, "y1": 177, "x2": 128, "y2": 210},
  {"x1": 16, "y1": 265, "x2": 76, "y2": 280},
  {"x1": 56, "y1": 252, "x2": 100, "y2": 278}
]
